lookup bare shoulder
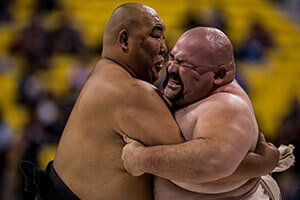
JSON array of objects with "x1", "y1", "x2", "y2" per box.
[
  {"x1": 89, "y1": 60, "x2": 160, "y2": 104},
  {"x1": 193, "y1": 92, "x2": 257, "y2": 158},
  {"x1": 113, "y1": 78, "x2": 183, "y2": 145},
  {"x1": 84, "y1": 61, "x2": 182, "y2": 145},
  {"x1": 200, "y1": 92, "x2": 251, "y2": 118},
  {"x1": 194, "y1": 92, "x2": 257, "y2": 141}
]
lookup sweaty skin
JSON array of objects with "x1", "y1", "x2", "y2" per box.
[
  {"x1": 122, "y1": 27, "x2": 279, "y2": 200},
  {"x1": 53, "y1": 3, "x2": 184, "y2": 200},
  {"x1": 53, "y1": 4, "x2": 278, "y2": 199}
]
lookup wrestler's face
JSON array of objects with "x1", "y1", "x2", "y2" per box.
[
  {"x1": 129, "y1": 9, "x2": 167, "y2": 83},
  {"x1": 163, "y1": 37, "x2": 216, "y2": 105}
]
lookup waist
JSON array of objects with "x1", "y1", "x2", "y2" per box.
[
  {"x1": 155, "y1": 177, "x2": 259, "y2": 200},
  {"x1": 47, "y1": 161, "x2": 80, "y2": 199},
  {"x1": 54, "y1": 161, "x2": 154, "y2": 199},
  {"x1": 182, "y1": 179, "x2": 251, "y2": 194}
]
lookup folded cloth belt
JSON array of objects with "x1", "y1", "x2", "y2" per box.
[{"x1": 19, "y1": 160, "x2": 79, "y2": 200}]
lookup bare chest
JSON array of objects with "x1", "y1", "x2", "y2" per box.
[{"x1": 174, "y1": 102, "x2": 202, "y2": 141}]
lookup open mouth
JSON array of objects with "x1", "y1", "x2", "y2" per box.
[
  {"x1": 168, "y1": 73, "x2": 182, "y2": 87},
  {"x1": 154, "y1": 61, "x2": 163, "y2": 73},
  {"x1": 164, "y1": 73, "x2": 183, "y2": 101}
]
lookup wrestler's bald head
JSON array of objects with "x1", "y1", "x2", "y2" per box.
[
  {"x1": 103, "y1": 3, "x2": 163, "y2": 48},
  {"x1": 101, "y1": 3, "x2": 167, "y2": 83},
  {"x1": 179, "y1": 27, "x2": 235, "y2": 70},
  {"x1": 174, "y1": 27, "x2": 236, "y2": 86}
]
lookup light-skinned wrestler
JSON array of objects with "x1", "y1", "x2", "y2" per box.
[{"x1": 121, "y1": 27, "x2": 280, "y2": 200}]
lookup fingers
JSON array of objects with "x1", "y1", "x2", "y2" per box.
[
  {"x1": 267, "y1": 142, "x2": 276, "y2": 148},
  {"x1": 259, "y1": 132, "x2": 277, "y2": 149},
  {"x1": 258, "y1": 132, "x2": 266, "y2": 143},
  {"x1": 123, "y1": 134, "x2": 135, "y2": 144},
  {"x1": 121, "y1": 147, "x2": 125, "y2": 160}
]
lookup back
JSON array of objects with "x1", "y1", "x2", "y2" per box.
[{"x1": 54, "y1": 59, "x2": 184, "y2": 199}]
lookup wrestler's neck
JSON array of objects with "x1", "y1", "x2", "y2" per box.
[
  {"x1": 101, "y1": 53, "x2": 138, "y2": 78},
  {"x1": 211, "y1": 79, "x2": 237, "y2": 95}
]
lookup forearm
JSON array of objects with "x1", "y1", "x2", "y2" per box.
[
  {"x1": 216, "y1": 152, "x2": 265, "y2": 182},
  {"x1": 217, "y1": 150, "x2": 279, "y2": 182},
  {"x1": 136, "y1": 139, "x2": 234, "y2": 183},
  {"x1": 217, "y1": 135, "x2": 280, "y2": 182}
]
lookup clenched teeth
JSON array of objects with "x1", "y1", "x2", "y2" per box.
[{"x1": 171, "y1": 79, "x2": 180, "y2": 85}]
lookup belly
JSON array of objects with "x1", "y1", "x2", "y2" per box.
[
  {"x1": 55, "y1": 142, "x2": 154, "y2": 200},
  {"x1": 93, "y1": 172, "x2": 154, "y2": 200},
  {"x1": 68, "y1": 170, "x2": 154, "y2": 200},
  {"x1": 154, "y1": 177, "x2": 259, "y2": 200},
  {"x1": 174, "y1": 180, "x2": 250, "y2": 194}
]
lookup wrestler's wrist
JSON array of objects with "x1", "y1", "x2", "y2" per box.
[
  {"x1": 263, "y1": 147, "x2": 280, "y2": 173},
  {"x1": 135, "y1": 146, "x2": 148, "y2": 175},
  {"x1": 137, "y1": 146, "x2": 163, "y2": 176},
  {"x1": 126, "y1": 146, "x2": 147, "y2": 176}
]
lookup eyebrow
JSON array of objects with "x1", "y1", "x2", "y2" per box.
[
  {"x1": 169, "y1": 52, "x2": 217, "y2": 69},
  {"x1": 169, "y1": 53, "x2": 192, "y2": 65}
]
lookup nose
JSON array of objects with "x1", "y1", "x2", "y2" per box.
[
  {"x1": 167, "y1": 60, "x2": 179, "y2": 74},
  {"x1": 160, "y1": 39, "x2": 168, "y2": 56}
]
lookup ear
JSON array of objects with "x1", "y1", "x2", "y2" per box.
[
  {"x1": 118, "y1": 29, "x2": 129, "y2": 53},
  {"x1": 213, "y1": 65, "x2": 227, "y2": 86}
]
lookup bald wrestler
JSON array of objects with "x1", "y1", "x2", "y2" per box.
[
  {"x1": 19, "y1": 4, "x2": 279, "y2": 200},
  {"x1": 121, "y1": 27, "x2": 282, "y2": 200}
]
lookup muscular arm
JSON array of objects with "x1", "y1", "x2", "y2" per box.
[
  {"x1": 169, "y1": 132, "x2": 279, "y2": 193},
  {"x1": 122, "y1": 96, "x2": 255, "y2": 183},
  {"x1": 115, "y1": 81, "x2": 184, "y2": 146},
  {"x1": 217, "y1": 132, "x2": 279, "y2": 182}
]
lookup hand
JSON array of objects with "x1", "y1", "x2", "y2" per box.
[
  {"x1": 255, "y1": 132, "x2": 280, "y2": 173},
  {"x1": 121, "y1": 135, "x2": 145, "y2": 176}
]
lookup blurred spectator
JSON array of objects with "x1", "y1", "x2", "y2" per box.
[
  {"x1": 36, "y1": 94, "x2": 59, "y2": 133},
  {"x1": 206, "y1": 8, "x2": 227, "y2": 33},
  {"x1": 18, "y1": 68, "x2": 42, "y2": 108},
  {"x1": 36, "y1": 92, "x2": 65, "y2": 141},
  {"x1": 183, "y1": 12, "x2": 203, "y2": 31},
  {"x1": 236, "y1": 22, "x2": 275, "y2": 62},
  {"x1": 61, "y1": 55, "x2": 93, "y2": 125},
  {"x1": 274, "y1": 98, "x2": 300, "y2": 200},
  {"x1": 182, "y1": 8, "x2": 205, "y2": 31},
  {"x1": 0, "y1": 0, "x2": 14, "y2": 23},
  {"x1": 182, "y1": 7, "x2": 227, "y2": 33},
  {"x1": 11, "y1": 16, "x2": 52, "y2": 70},
  {"x1": 0, "y1": 109, "x2": 13, "y2": 199},
  {"x1": 68, "y1": 56, "x2": 92, "y2": 92},
  {"x1": 235, "y1": 67, "x2": 248, "y2": 92},
  {"x1": 22, "y1": 107, "x2": 48, "y2": 165},
  {"x1": 35, "y1": 0, "x2": 59, "y2": 14},
  {"x1": 0, "y1": 53, "x2": 15, "y2": 74},
  {"x1": 50, "y1": 16, "x2": 86, "y2": 56},
  {"x1": 275, "y1": 98, "x2": 300, "y2": 170},
  {"x1": 19, "y1": 89, "x2": 71, "y2": 199},
  {"x1": 20, "y1": 89, "x2": 61, "y2": 162}
]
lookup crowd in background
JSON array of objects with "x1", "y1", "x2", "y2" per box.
[{"x1": 0, "y1": 0, "x2": 299, "y2": 199}]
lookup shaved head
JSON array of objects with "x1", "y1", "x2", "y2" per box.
[
  {"x1": 103, "y1": 3, "x2": 163, "y2": 48},
  {"x1": 177, "y1": 27, "x2": 235, "y2": 68},
  {"x1": 101, "y1": 3, "x2": 167, "y2": 83}
]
